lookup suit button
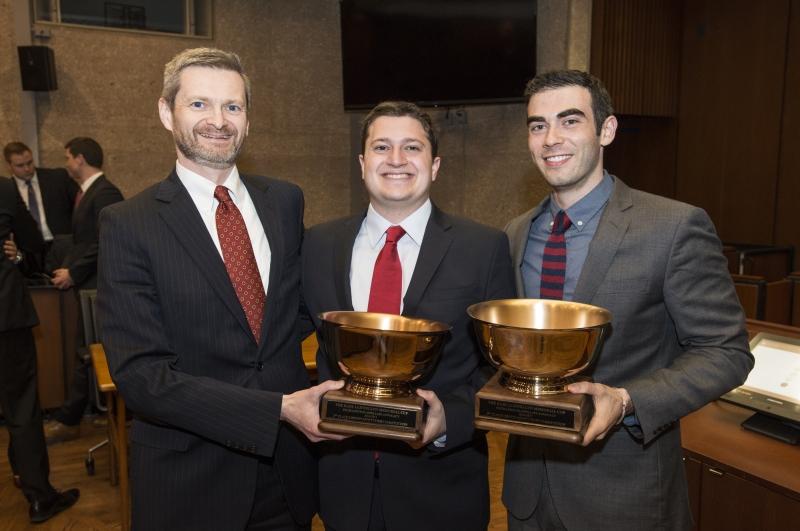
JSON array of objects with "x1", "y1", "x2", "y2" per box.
[{"x1": 256, "y1": 361, "x2": 264, "y2": 371}]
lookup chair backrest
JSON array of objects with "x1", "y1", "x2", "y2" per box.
[
  {"x1": 764, "y1": 279, "x2": 792, "y2": 325},
  {"x1": 79, "y1": 289, "x2": 99, "y2": 345},
  {"x1": 790, "y1": 272, "x2": 800, "y2": 328},
  {"x1": 723, "y1": 244, "x2": 795, "y2": 281},
  {"x1": 731, "y1": 274, "x2": 766, "y2": 320}
]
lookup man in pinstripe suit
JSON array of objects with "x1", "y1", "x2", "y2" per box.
[{"x1": 97, "y1": 48, "x2": 343, "y2": 530}]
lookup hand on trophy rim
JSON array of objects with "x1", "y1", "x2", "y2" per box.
[
  {"x1": 407, "y1": 388, "x2": 446, "y2": 449},
  {"x1": 281, "y1": 379, "x2": 350, "y2": 442},
  {"x1": 567, "y1": 381, "x2": 630, "y2": 447}
]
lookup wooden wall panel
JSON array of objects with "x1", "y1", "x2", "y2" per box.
[
  {"x1": 675, "y1": 0, "x2": 789, "y2": 244},
  {"x1": 775, "y1": 0, "x2": 800, "y2": 269},
  {"x1": 604, "y1": 115, "x2": 678, "y2": 199},
  {"x1": 591, "y1": 0, "x2": 682, "y2": 116}
]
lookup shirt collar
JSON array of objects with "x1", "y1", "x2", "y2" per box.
[
  {"x1": 547, "y1": 171, "x2": 614, "y2": 232},
  {"x1": 175, "y1": 160, "x2": 243, "y2": 206},
  {"x1": 364, "y1": 199, "x2": 432, "y2": 248},
  {"x1": 80, "y1": 171, "x2": 104, "y2": 192},
  {"x1": 14, "y1": 173, "x2": 38, "y2": 187}
]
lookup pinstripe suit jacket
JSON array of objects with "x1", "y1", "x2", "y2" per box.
[
  {"x1": 97, "y1": 171, "x2": 315, "y2": 530},
  {"x1": 502, "y1": 177, "x2": 753, "y2": 531}
]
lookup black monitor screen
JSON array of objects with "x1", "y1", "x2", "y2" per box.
[{"x1": 340, "y1": 0, "x2": 537, "y2": 109}]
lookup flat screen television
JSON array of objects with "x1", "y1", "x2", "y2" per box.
[
  {"x1": 721, "y1": 332, "x2": 800, "y2": 444},
  {"x1": 340, "y1": 0, "x2": 537, "y2": 109}
]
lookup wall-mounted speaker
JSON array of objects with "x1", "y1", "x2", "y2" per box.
[{"x1": 18, "y1": 46, "x2": 58, "y2": 91}]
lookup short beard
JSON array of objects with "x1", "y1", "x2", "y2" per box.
[{"x1": 174, "y1": 124, "x2": 243, "y2": 170}]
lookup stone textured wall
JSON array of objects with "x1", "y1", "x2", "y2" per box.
[
  {"x1": 0, "y1": 0, "x2": 582, "y2": 229},
  {"x1": 0, "y1": 0, "x2": 23, "y2": 146}
]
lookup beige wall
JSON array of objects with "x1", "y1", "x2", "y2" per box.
[{"x1": 1, "y1": 0, "x2": 589, "y2": 229}]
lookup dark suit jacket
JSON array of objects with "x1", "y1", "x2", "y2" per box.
[
  {"x1": 35, "y1": 167, "x2": 79, "y2": 236},
  {"x1": 61, "y1": 174, "x2": 123, "y2": 288},
  {"x1": 0, "y1": 179, "x2": 44, "y2": 332},
  {"x1": 502, "y1": 178, "x2": 753, "y2": 531},
  {"x1": 302, "y1": 204, "x2": 515, "y2": 531},
  {"x1": 97, "y1": 171, "x2": 316, "y2": 530}
]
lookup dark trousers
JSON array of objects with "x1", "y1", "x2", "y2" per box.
[
  {"x1": 246, "y1": 459, "x2": 310, "y2": 531},
  {"x1": 0, "y1": 327, "x2": 56, "y2": 501},
  {"x1": 52, "y1": 356, "x2": 90, "y2": 425},
  {"x1": 323, "y1": 462, "x2": 385, "y2": 531}
]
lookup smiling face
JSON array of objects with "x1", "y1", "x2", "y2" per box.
[
  {"x1": 527, "y1": 85, "x2": 616, "y2": 205},
  {"x1": 158, "y1": 66, "x2": 249, "y2": 178},
  {"x1": 360, "y1": 116, "x2": 441, "y2": 223},
  {"x1": 7, "y1": 150, "x2": 35, "y2": 181}
]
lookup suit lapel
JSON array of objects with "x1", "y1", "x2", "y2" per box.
[
  {"x1": 333, "y1": 215, "x2": 363, "y2": 311},
  {"x1": 508, "y1": 200, "x2": 546, "y2": 296},
  {"x1": 241, "y1": 175, "x2": 282, "y2": 346},
  {"x1": 402, "y1": 205, "x2": 453, "y2": 317},
  {"x1": 573, "y1": 179, "x2": 633, "y2": 303},
  {"x1": 72, "y1": 174, "x2": 105, "y2": 231},
  {"x1": 156, "y1": 172, "x2": 253, "y2": 340}
]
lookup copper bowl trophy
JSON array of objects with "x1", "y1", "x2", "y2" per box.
[
  {"x1": 317, "y1": 311, "x2": 451, "y2": 441},
  {"x1": 467, "y1": 299, "x2": 612, "y2": 444}
]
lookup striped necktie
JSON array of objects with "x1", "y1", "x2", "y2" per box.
[{"x1": 540, "y1": 210, "x2": 571, "y2": 300}]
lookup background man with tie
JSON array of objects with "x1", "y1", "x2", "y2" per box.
[
  {"x1": 302, "y1": 101, "x2": 515, "y2": 531},
  {"x1": 3, "y1": 141, "x2": 79, "y2": 269},
  {"x1": 502, "y1": 70, "x2": 754, "y2": 530},
  {"x1": 96, "y1": 47, "x2": 343, "y2": 530},
  {"x1": 44, "y1": 137, "x2": 124, "y2": 444}
]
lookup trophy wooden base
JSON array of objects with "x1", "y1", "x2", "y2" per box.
[
  {"x1": 474, "y1": 372, "x2": 593, "y2": 444},
  {"x1": 319, "y1": 388, "x2": 425, "y2": 441}
]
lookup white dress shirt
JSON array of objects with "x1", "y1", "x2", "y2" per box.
[
  {"x1": 79, "y1": 171, "x2": 104, "y2": 193},
  {"x1": 14, "y1": 173, "x2": 54, "y2": 241},
  {"x1": 350, "y1": 200, "x2": 432, "y2": 313},
  {"x1": 175, "y1": 161, "x2": 271, "y2": 292}
]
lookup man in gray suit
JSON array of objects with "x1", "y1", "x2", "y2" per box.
[{"x1": 502, "y1": 70, "x2": 753, "y2": 530}]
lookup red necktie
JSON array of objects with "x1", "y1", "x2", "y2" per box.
[
  {"x1": 540, "y1": 211, "x2": 571, "y2": 300},
  {"x1": 367, "y1": 226, "x2": 406, "y2": 314},
  {"x1": 74, "y1": 190, "x2": 84, "y2": 208},
  {"x1": 214, "y1": 185, "x2": 266, "y2": 343}
]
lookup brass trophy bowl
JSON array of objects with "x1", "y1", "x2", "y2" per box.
[
  {"x1": 467, "y1": 299, "x2": 612, "y2": 444},
  {"x1": 317, "y1": 311, "x2": 451, "y2": 441}
]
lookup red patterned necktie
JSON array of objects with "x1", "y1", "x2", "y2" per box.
[
  {"x1": 540, "y1": 210, "x2": 572, "y2": 300},
  {"x1": 214, "y1": 185, "x2": 266, "y2": 343},
  {"x1": 367, "y1": 226, "x2": 406, "y2": 314}
]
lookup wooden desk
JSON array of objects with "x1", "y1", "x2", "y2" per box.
[
  {"x1": 89, "y1": 343, "x2": 129, "y2": 531},
  {"x1": 29, "y1": 286, "x2": 79, "y2": 408}
]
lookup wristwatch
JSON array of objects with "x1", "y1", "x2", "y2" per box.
[{"x1": 12, "y1": 251, "x2": 22, "y2": 264}]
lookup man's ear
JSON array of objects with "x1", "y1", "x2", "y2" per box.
[
  {"x1": 158, "y1": 98, "x2": 174, "y2": 132},
  {"x1": 599, "y1": 115, "x2": 618, "y2": 147}
]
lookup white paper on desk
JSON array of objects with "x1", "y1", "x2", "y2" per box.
[{"x1": 743, "y1": 339, "x2": 800, "y2": 403}]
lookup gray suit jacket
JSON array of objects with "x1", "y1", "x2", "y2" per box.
[{"x1": 502, "y1": 177, "x2": 753, "y2": 531}]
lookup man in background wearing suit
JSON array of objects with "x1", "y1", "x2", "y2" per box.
[
  {"x1": 1, "y1": 179, "x2": 80, "y2": 523},
  {"x1": 302, "y1": 101, "x2": 515, "y2": 531},
  {"x1": 502, "y1": 70, "x2": 754, "y2": 531},
  {"x1": 45, "y1": 137, "x2": 124, "y2": 444},
  {"x1": 3, "y1": 141, "x2": 79, "y2": 269},
  {"x1": 96, "y1": 47, "x2": 343, "y2": 530}
]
